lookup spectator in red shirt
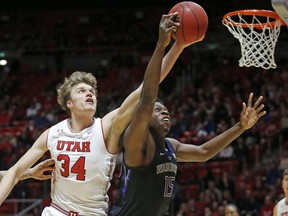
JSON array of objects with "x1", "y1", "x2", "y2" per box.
[{"x1": 260, "y1": 195, "x2": 275, "y2": 216}]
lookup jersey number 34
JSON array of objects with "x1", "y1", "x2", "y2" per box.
[{"x1": 57, "y1": 154, "x2": 86, "y2": 181}]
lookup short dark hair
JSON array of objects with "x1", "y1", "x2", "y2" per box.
[
  {"x1": 226, "y1": 203, "x2": 238, "y2": 211},
  {"x1": 283, "y1": 169, "x2": 288, "y2": 178},
  {"x1": 156, "y1": 97, "x2": 164, "y2": 104}
]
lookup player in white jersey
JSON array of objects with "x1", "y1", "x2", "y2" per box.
[
  {"x1": 0, "y1": 12, "x2": 198, "y2": 215},
  {"x1": 46, "y1": 118, "x2": 116, "y2": 215},
  {"x1": 273, "y1": 169, "x2": 288, "y2": 216}
]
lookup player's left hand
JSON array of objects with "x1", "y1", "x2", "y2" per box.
[
  {"x1": 30, "y1": 158, "x2": 55, "y2": 180},
  {"x1": 240, "y1": 93, "x2": 266, "y2": 129},
  {"x1": 158, "y1": 12, "x2": 180, "y2": 48},
  {"x1": 173, "y1": 33, "x2": 205, "y2": 50}
]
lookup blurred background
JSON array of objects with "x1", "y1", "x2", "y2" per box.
[{"x1": 0, "y1": 0, "x2": 287, "y2": 215}]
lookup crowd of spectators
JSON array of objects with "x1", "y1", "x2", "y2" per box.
[
  {"x1": 1, "y1": 57, "x2": 288, "y2": 216},
  {"x1": 0, "y1": 2, "x2": 288, "y2": 215}
]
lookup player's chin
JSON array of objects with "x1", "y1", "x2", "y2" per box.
[
  {"x1": 163, "y1": 125, "x2": 171, "y2": 134},
  {"x1": 84, "y1": 106, "x2": 96, "y2": 113},
  {"x1": 164, "y1": 123, "x2": 171, "y2": 131},
  {"x1": 85, "y1": 103, "x2": 96, "y2": 108}
]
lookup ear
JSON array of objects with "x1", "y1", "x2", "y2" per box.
[{"x1": 67, "y1": 100, "x2": 72, "y2": 109}]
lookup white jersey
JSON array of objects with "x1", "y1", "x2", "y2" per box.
[
  {"x1": 275, "y1": 198, "x2": 288, "y2": 216},
  {"x1": 46, "y1": 118, "x2": 116, "y2": 215}
]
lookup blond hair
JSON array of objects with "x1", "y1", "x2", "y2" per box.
[{"x1": 57, "y1": 71, "x2": 97, "y2": 113}]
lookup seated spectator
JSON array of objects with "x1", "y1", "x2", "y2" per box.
[
  {"x1": 279, "y1": 151, "x2": 288, "y2": 170},
  {"x1": 33, "y1": 111, "x2": 52, "y2": 129},
  {"x1": 219, "y1": 145, "x2": 234, "y2": 159},
  {"x1": 259, "y1": 195, "x2": 274, "y2": 216},
  {"x1": 218, "y1": 172, "x2": 235, "y2": 196},
  {"x1": 0, "y1": 110, "x2": 11, "y2": 126},
  {"x1": 176, "y1": 202, "x2": 191, "y2": 216},
  {"x1": 225, "y1": 204, "x2": 239, "y2": 216},
  {"x1": 205, "y1": 180, "x2": 222, "y2": 203}
]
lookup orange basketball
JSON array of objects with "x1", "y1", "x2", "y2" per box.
[{"x1": 169, "y1": 1, "x2": 208, "y2": 44}]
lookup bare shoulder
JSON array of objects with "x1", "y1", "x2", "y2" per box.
[
  {"x1": 166, "y1": 137, "x2": 180, "y2": 149},
  {"x1": 102, "y1": 109, "x2": 123, "y2": 154},
  {"x1": 39, "y1": 128, "x2": 50, "y2": 140},
  {"x1": 33, "y1": 128, "x2": 51, "y2": 151}
]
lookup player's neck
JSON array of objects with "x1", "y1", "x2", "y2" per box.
[
  {"x1": 69, "y1": 115, "x2": 94, "y2": 132},
  {"x1": 150, "y1": 129, "x2": 165, "y2": 147}
]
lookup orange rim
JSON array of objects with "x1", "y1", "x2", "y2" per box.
[{"x1": 223, "y1": 9, "x2": 285, "y2": 29}]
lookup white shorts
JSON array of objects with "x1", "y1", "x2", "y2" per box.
[
  {"x1": 42, "y1": 205, "x2": 80, "y2": 216},
  {"x1": 42, "y1": 206, "x2": 66, "y2": 216}
]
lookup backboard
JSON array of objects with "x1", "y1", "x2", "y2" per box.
[{"x1": 272, "y1": 0, "x2": 288, "y2": 25}]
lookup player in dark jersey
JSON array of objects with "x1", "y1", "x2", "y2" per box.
[
  {"x1": 109, "y1": 44, "x2": 266, "y2": 216},
  {"x1": 109, "y1": 12, "x2": 184, "y2": 216},
  {"x1": 110, "y1": 92, "x2": 265, "y2": 216},
  {"x1": 109, "y1": 16, "x2": 266, "y2": 215}
]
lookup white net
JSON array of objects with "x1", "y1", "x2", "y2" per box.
[{"x1": 223, "y1": 13, "x2": 282, "y2": 69}]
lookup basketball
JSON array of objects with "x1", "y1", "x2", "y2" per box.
[{"x1": 169, "y1": 1, "x2": 208, "y2": 44}]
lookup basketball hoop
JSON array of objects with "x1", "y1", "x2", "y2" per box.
[{"x1": 222, "y1": 10, "x2": 285, "y2": 69}]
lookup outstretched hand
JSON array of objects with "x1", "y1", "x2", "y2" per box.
[
  {"x1": 30, "y1": 158, "x2": 55, "y2": 180},
  {"x1": 158, "y1": 12, "x2": 180, "y2": 48},
  {"x1": 240, "y1": 93, "x2": 266, "y2": 130}
]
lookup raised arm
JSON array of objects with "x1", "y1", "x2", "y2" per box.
[
  {"x1": 171, "y1": 93, "x2": 266, "y2": 162},
  {"x1": 122, "y1": 14, "x2": 179, "y2": 166},
  {"x1": 102, "y1": 14, "x2": 203, "y2": 154}
]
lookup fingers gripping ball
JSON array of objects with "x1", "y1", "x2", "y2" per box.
[{"x1": 169, "y1": 1, "x2": 208, "y2": 44}]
